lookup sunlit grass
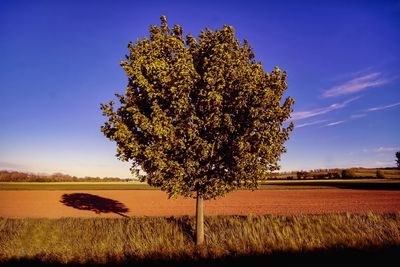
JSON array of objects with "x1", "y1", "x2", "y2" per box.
[
  {"x1": 0, "y1": 213, "x2": 399, "y2": 265},
  {"x1": 1, "y1": 179, "x2": 399, "y2": 190},
  {"x1": 0, "y1": 182, "x2": 153, "y2": 190},
  {"x1": 259, "y1": 178, "x2": 400, "y2": 190}
]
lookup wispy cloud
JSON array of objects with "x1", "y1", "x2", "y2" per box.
[
  {"x1": 323, "y1": 72, "x2": 388, "y2": 98},
  {"x1": 362, "y1": 147, "x2": 399, "y2": 153},
  {"x1": 367, "y1": 102, "x2": 400, "y2": 112},
  {"x1": 350, "y1": 113, "x2": 367, "y2": 119},
  {"x1": 296, "y1": 120, "x2": 327, "y2": 128},
  {"x1": 374, "y1": 147, "x2": 399, "y2": 153},
  {"x1": 292, "y1": 96, "x2": 360, "y2": 120},
  {"x1": 346, "y1": 102, "x2": 400, "y2": 120},
  {"x1": 325, "y1": 120, "x2": 345, "y2": 127}
]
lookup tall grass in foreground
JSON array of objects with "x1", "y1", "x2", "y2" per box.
[{"x1": 0, "y1": 213, "x2": 399, "y2": 265}]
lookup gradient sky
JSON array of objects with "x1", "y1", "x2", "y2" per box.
[{"x1": 0, "y1": 0, "x2": 399, "y2": 178}]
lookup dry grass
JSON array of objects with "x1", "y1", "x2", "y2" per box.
[{"x1": 0, "y1": 213, "x2": 399, "y2": 265}]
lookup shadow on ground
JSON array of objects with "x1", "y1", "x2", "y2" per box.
[
  {"x1": 1, "y1": 246, "x2": 399, "y2": 267},
  {"x1": 167, "y1": 216, "x2": 195, "y2": 241},
  {"x1": 60, "y1": 193, "x2": 129, "y2": 217}
]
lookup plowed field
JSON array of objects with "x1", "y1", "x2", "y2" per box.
[{"x1": 1, "y1": 189, "x2": 399, "y2": 217}]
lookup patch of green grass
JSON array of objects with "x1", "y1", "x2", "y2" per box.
[
  {"x1": 259, "y1": 178, "x2": 400, "y2": 190},
  {"x1": 0, "y1": 213, "x2": 399, "y2": 266},
  {"x1": 1, "y1": 179, "x2": 400, "y2": 191},
  {"x1": 0, "y1": 182, "x2": 154, "y2": 190}
]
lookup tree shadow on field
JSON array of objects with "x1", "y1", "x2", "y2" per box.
[{"x1": 60, "y1": 193, "x2": 129, "y2": 217}]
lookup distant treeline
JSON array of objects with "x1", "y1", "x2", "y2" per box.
[
  {"x1": 1, "y1": 167, "x2": 399, "y2": 182},
  {"x1": 272, "y1": 167, "x2": 400, "y2": 180},
  {"x1": 0, "y1": 170, "x2": 133, "y2": 182}
]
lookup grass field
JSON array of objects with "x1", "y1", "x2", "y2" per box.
[
  {"x1": 0, "y1": 182, "x2": 154, "y2": 190},
  {"x1": 260, "y1": 178, "x2": 400, "y2": 190},
  {"x1": 274, "y1": 168, "x2": 400, "y2": 179},
  {"x1": 0, "y1": 213, "x2": 399, "y2": 266},
  {"x1": 1, "y1": 180, "x2": 399, "y2": 266},
  {"x1": 354, "y1": 168, "x2": 400, "y2": 179},
  {"x1": 1, "y1": 178, "x2": 400, "y2": 190}
]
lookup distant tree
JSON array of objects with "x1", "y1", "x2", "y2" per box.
[
  {"x1": 0, "y1": 170, "x2": 127, "y2": 182},
  {"x1": 296, "y1": 171, "x2": 309, "y2": 179},
  {"x1": 328, "y1": 172, "x2": 340, "y2": 179},
  {"x1": 396, "y1": 151, "x2": 400, "y2": 168},
  {"x1": 376, "y1": 169, "x2": 386, "y2": 179},
  {"x1": 101, "y1": 16, "x2": 294, "y2": 245},
  {"x1": 341, "y1": 169, "x2": 356, "y2": 179}
]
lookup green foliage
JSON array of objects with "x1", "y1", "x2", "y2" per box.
[
  {"x1": 341, "y1": 169, "x2": 356, "y2": 179},
  {"x1": 278, "y1": 168, "x2": 400, "y2": 180},
  {"x1": 328, "y1": 172, "x2": 341, "y2": 179},
  {"x1": 101, "y1": 17, "x2": 294, "y2": 200},
  {"x1": 297, "y1": 171, "x2": 309, "y2": 179},
  {"x1": 311, "y1": 172, "x2": 341, "y2": 179},
  {"x1": 0, "y1": 170, "x2": 131, "y2": 182}
]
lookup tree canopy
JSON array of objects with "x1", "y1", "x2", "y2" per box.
[{"x1": 101, "y1": 16, "x2": 294, "y2": 200}]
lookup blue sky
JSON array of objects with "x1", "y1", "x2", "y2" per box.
[{"x1": 0, "y1": 0, "x2": 399, "y2": 177}]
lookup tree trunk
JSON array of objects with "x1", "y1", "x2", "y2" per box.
[{"x1": 195, "y1": 191, "x2": 204, "y2": 245}]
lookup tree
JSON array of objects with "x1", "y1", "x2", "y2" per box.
[
  {"x1": 376, "y1": 169, "x2": 386, "y2": 179},
  {"x1": 341, "y1": 169, "x2": 356, "y2": 179},
  {"x1": 396, "y1": 151, "x2": 400, "y2": 168},
  {"x1": 101, "y1": 16, "x2": 294, "y2": 245}
]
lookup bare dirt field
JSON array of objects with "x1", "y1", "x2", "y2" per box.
[{"x1": 1, "y1": 189, "x2": 399, "y2": 218}]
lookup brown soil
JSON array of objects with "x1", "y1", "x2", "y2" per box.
[{"x1": 0, "y1": 189, "x2": 399, "y2": 218}]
